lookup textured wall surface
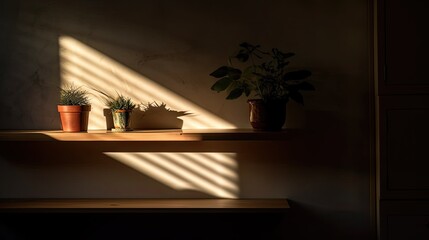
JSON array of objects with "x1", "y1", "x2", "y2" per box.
[{"x1": 0, "y1": 0, "x2": 373, "y2": 239}]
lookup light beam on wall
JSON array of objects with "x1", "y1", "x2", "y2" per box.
[
  {"x1": 105, "y1": 152, "x2": 239, "y2": 198},
  {"x1": 59, "y1": 35, "x2": 235, "y2": 130},
  {"x1": 59, "y1": 36, "x2": 240, "y2": 198}
]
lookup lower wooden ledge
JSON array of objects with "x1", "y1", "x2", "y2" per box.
[
  {"x1": 0, "y1": 129, "x2": 302, "y2": 142},
  {"x1": 0, "y1": 199, "x2": 289, "y2": 210}
]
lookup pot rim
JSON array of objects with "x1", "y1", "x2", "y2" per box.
[
  {"x1": 112, "y1": 109, "x2": 133, "y2": 113},
  {"x1": 57, "y1": 105, "x2": 82, "y2": 113}
]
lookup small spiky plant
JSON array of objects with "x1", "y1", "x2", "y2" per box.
[
  {"x1": 94, "y1": 89, "x2": 136, "y2": 111},
  {"x1": 108, "y1": 94, "x2": 136, "y2": 111},
  {"x1": 59, "y1": 84, "x2": 90, "y2": 106}
]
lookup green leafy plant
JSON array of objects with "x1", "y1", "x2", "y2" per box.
[
  {"x1": 94, "y1": 90, "x2": 136, "y2": 111},
  {"x1": 209, "y1": 42, "x2": 315, "y2": 104},
  {"x1": 59, "y1": 84, "x2": 90, "y2": 106}
]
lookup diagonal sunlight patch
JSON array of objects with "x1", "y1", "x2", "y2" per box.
[
  {"x1": 59, "y1": 35, "x2": 235, "y2": 130},
  {"x1": 104, "y1": 152, "x2": 239, "y2": 199}
]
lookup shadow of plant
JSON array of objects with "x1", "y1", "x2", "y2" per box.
[
  {"x1": 133, "y1": 101, "x2": 191, "y2": 130},
  {"x1": 103, "y1": 102, "x2": 191, "y2": 130}
]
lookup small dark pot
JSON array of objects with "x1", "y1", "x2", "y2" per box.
[{"x1": 248, "y1": 99, "x2": 287, "y2": 131}]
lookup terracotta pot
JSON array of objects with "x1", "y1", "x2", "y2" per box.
[
  {"x1": 247, "y1": 99, "x2": 287, "y2": 131},
  {"x1": 57, "y1": 105, "x2": 91, "y2": 132},
  {"x1": 112, "y1": 109, "x2": 132, "y2": 131},
  {"x1": 58, "y1": 105, "x2": 81, "y2": 132}
]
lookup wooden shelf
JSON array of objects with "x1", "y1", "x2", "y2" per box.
[
  {"x1": 0, "y1": 131, "x2": 294, "y2": 212},
  {"x1": 0, "y1": 199, "x2": 289, "y2": 210},
  {"x1": 0, "y1": 129, "x2": 303, "y2": 142}
]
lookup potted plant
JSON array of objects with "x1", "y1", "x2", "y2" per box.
[
  {"x1": 58, "y1": 84, "x2": 91, "y2": 132},
  {"x1": 209, "y1": 42, "x2": 315, "y2": 130},
  {"x1": 95, "y1": 90, "x2": 136, "y2": 132}
]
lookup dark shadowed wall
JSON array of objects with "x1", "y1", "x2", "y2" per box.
[{"x1": 0, "y1": 0, "x2": 374, "y2": 239}]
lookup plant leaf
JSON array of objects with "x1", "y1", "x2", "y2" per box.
[
  {"x1": 243, "y1": 83, "x2": 251, "y2": 97},
  {"x1": 210, "y1": 66, "x2": 229, "y2": 78},
  {"x1": 228, "y1": 67, "x2": 242, "y2": 80},
  {"x1": 283, "y1": 70, "x2": 312, "y2": 81},
  {"x1": 239, "y1": 42, "x2": 252, "y2": 49},
  {"x1": 226, "y1": 88, "x2": 244, "y2": 100},
  {"x1": 235, "y1": 52, "x2": 249, "y2": 62},
  {"x1": 289, "y1": 91, "x2": 304, "y2": 105},
  {"x1": 253, "y1": 53, "x2": 263, "y2": 59},
  {"x1": 211, "y1": 77, "x2": 233, "y2": 92}
]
